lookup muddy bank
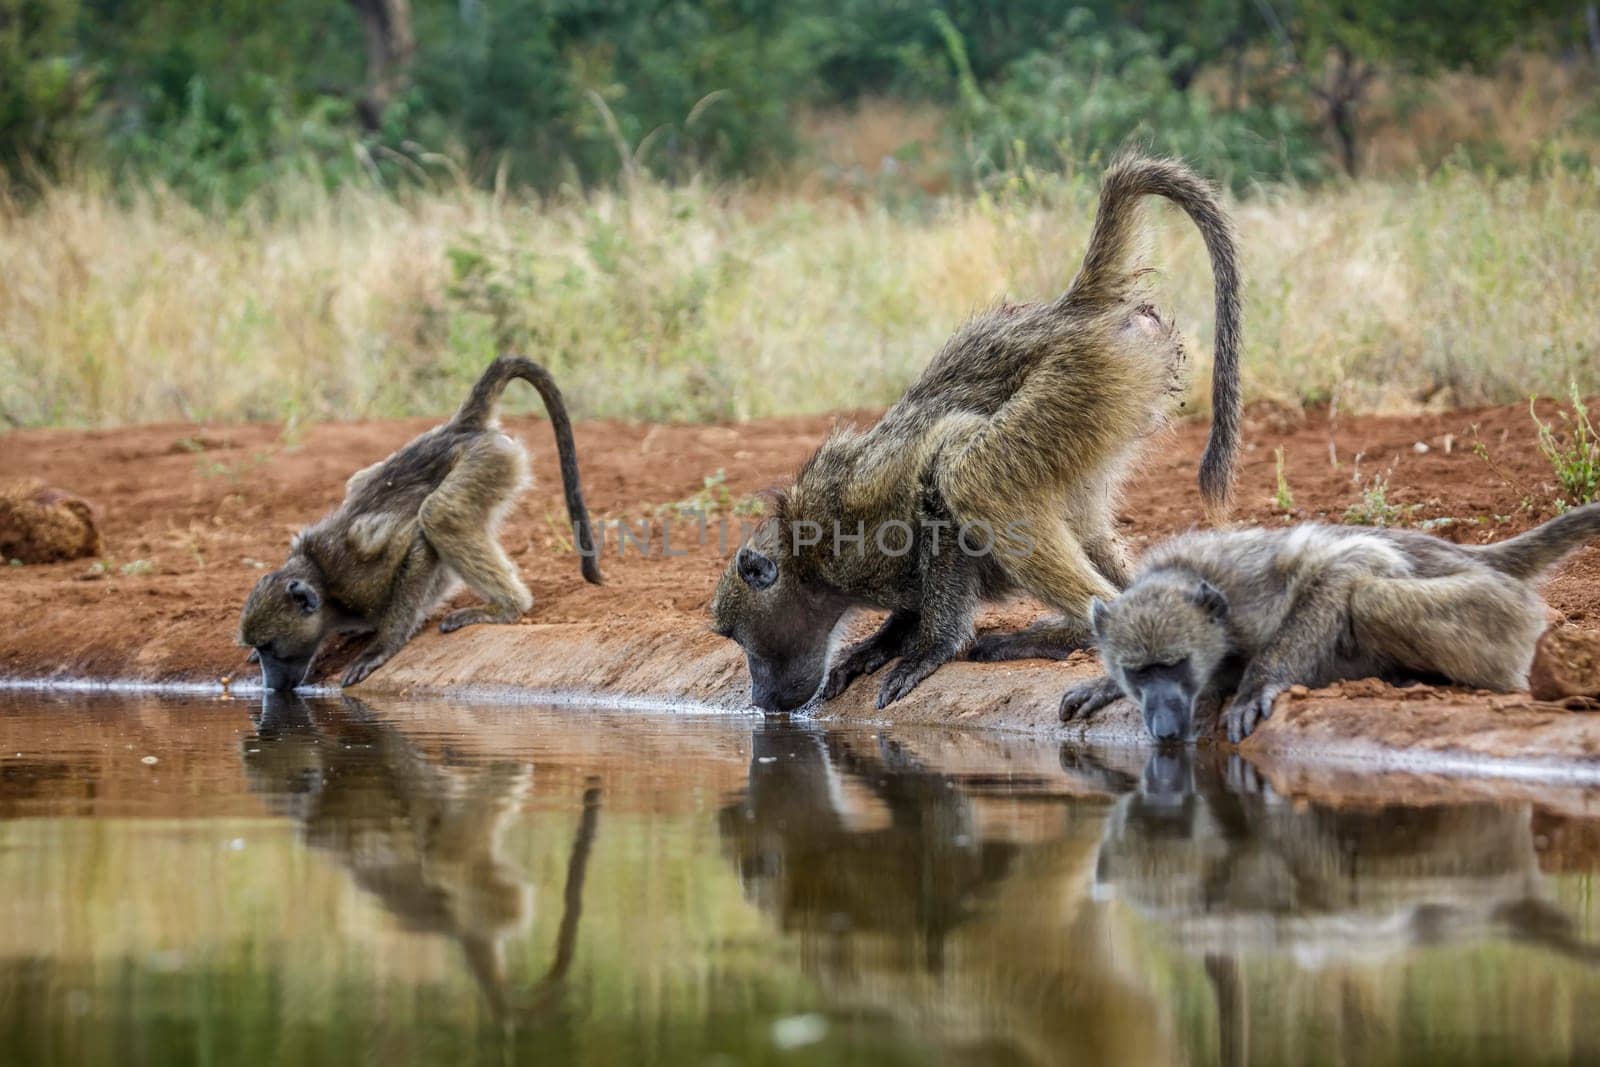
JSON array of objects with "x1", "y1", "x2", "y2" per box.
[{"x1": 2, "y1": 401, "x2": 1599, "y2": 775}]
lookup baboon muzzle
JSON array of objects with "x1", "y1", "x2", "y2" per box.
[
  {"x1": 1141, "y1": 682, "x2": 1193, "y2": 744},
  {"x1": 257, "y1": 652, "x2": 313, "y2": 692}
]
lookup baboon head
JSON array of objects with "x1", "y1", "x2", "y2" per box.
[
  {"x1": 1090, "y1": 573, "x2": 1234, "y2": 743},
  {"x1": 239, "y1": 563, "x2": 330, "y2": 691},
  {"x1": 711, "y1": 519, "x2": 851, "y2": 712}
]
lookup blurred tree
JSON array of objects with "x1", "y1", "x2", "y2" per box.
[
  {"x1": 349, "y1": 0, "x2": 415, "y2": 130},
  {"x1": 0, "y1": 0, "x2": 96, "y2": 175},
  {"x1": 1251, "y1": 0, "x2": 1574, "y2": 174}
]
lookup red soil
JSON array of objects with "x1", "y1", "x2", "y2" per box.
[{"x1": 1, "y1": 399, "x2": 1596, "y2": 712}]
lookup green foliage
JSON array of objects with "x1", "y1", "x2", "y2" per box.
[
  {"x1": 0, "y1": 1, "x2": 1587, "y2": 200},
  {"x1": 1533, "y1": 386, "x2": 1600, "y2": 511},
  {"x1": 1343, "y1": 473, "x2": 1417, "y2": 527},
  {"x1": 944, "y1": 9, "x2": 1326, "y2": 190},
  {"x1": 0, "y1": 0, "x2": 96, "y2": 176}
]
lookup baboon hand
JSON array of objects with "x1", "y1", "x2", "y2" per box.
[
  {"x1": 341, "y1": 645, "x2": 395, "y2": 688},
  {"x1": 822, "y1": 657, "x2": 869, "y2": 702},
  {"x1": 823, "y1": 640, "x2": 898, "y2": 701},
  {"x1": 876, "y1": 647, "x2": 953, "y2": 709},
  {"x1": 1224, "y1": 682, "x2": 1285, "y2": 743},
  {"x1": 1059, "y1": 675, "x2": 1122, "y2": 722}
]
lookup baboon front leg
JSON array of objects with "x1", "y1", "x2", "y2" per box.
[
  {"x1": 877, "y1": 531, "x2": 981, "y2": 709},
  {"x1": 418, "y1": 438, "x2": 533, "y2": 634},
  {"x1": 344, "y1": 540, "x2": 442, "y2": 687},
  {"x1": 823, "y1": 610, "x2": 918, "y2": 701},
  {"x1": 1224, "y1": 577, "x2": 1355, "y2": 742}
]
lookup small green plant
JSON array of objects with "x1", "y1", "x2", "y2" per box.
[
  {"x1": 1273, "y1": 447, "x2": 1294, "y2": 514},
  {"x1": 657, "y1": 470, "x2": 764, "y2": 519},
  {"x1": 119, "y1": 559, "x2": 153, "y2": 576},
  {"x1": 1343, "y1": 474, "x2": 1418, "y2": 528},
  {"x1": 1532, "y1": 386, "x2": 1599, "y2": 511}
]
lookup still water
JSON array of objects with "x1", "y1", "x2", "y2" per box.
[{"x1": 3, "y1": 691, "x2": 1600, "y2": 1066}]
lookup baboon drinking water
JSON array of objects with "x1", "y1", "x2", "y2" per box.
[
  {"x1": 1062, "y1": 505, "x2": 1600, "y2": 743},
  {"x1": 239, "y1": 356, "x2": 601, "y2": 691},
  {"x1": 712, "y1": 154, "x2": 1243, "y2": 711}
]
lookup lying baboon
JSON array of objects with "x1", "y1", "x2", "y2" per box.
[
  {"x1": 239, "y1": 356, "x2": 601, "y2": 691},
  {"x1": 1061, "y1": 504, "x2": 1600, "y2": 743},
  {"x1": 712, "y1": 153, "x2": 1243, "y2": 710}
]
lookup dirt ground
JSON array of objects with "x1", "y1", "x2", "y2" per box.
[{"x1": 2, "y1": 399, "x2": 1598, "y2": 764}]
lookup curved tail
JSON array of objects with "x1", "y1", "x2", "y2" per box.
[
  {"x1": 1062, "y1": 153, "x2": 1243, "y2": 512},
  {"x1": 453, "y1": 356, "x2": 603, "y2": 584},
  {"x1": 1473, "y1": 503, "x2": 1600, "y2": 580}
]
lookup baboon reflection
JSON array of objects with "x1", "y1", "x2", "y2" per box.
[
  {"x1": 241, "y1": 695, "x2": 600, "y2": 1018},
  {"x1": 718, "y1": 721, "x2": 1174, "y2": 1065},
  {"x1": 1089, "y1": 747, "x2": 1600, "y2": 1065},
  {"x1": 1093, "y1": 748, "x2": 1596, "y2": 962},
  {"x1": 720, "y1": 725, "x2": 1600, "y2": 1065}
]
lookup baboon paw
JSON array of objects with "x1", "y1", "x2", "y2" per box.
[
  {"x1": 341, "y1": 651, "x2": 389, "y2": 688},
  {"x1": 1224, "y1": 685, "x2": 1283, "y2": 743},
  {"x1": 821, "y1": 662, "x2": 862, "y2": 702},
  {"x1": 1059, "y1": 679, "x2": 1119, "y2": 722},
  {"x1": 876, "y1": 653, "x2": 947, "y2": 709}
]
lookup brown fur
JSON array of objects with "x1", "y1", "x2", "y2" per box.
[
  {"x1": 0, "y1": 480, "x2": 100, "y2": 564},
  {"x1": 238, "y1": 356, "x2": 601, "y2": 690},
  {"x1": 711, "y1": 153, "x2": 1244, "y2": 711}
]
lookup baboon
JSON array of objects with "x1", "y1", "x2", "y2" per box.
[
  {"x1": 239, "y1": 356, "x2": 601, "y2": 691},
  {"x1": 712, "y1": 153, "x2": 1243, "y2": 711},
  {"x1": 1061, "y1": 504, "x2": 1600, "y2": 743}
]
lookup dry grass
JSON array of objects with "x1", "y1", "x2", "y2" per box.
[{"x1": 1, "y1": 161, "x2": 1596, "y2": 429}]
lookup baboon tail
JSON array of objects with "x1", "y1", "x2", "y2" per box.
[
  {"x1": 1473, "y1": 503, "x2": 1600, "y2": 580},
  {"x1": 453, "y1": 356, "x2": 603, "y2": 584},
  {"x1": 1062, "y1": 153, "x2": 1242, "y2": 514}
]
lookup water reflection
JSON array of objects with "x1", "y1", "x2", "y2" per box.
[
  {"x1": 1094, "y1": 748, "x2": 1596, "y2": 964},
  {"x1": 719, "y1": 722, "x2": 1600, "y2": 1064},
  {"x1": 240, "y1": 695, "x2": 600, "y2": 1019},
  {"x1": 5, "y1": 692, "x2": 1600, "y2": 1065}
]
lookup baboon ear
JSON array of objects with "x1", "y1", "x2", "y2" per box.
[
  {"x1": 737, "y1": 547, "x2": 778, "y2": 590},
  {"x1": 286, "y1": 578, "x2": 321, "y2": 616},
  {"x1": 1191, "y1": 580, "x2": 1228, "y2": 621},
  {"x1": 1088, "y1": 596, "x2": 1110, "y2": 638}
]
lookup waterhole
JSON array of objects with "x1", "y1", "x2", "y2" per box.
[{"x1": 3, "y1": 690, "x2": 1600, "y2": 1065}]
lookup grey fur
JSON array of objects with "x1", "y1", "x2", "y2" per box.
[
  {"x1": 1063, "y1": 504, "x2": 1600, "y2": 742},
  {"x1": 238, "y1": 355, "x2": 601, "y2": 690}
]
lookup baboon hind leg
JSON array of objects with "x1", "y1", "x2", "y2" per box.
[
  {"x1": 418, "y1": 436, "x2": 532, "y2": 633},
  {"x1": 1349, "y1": 572, "x2": 1545, "y2": 691},
  {"x1": 965, "y1": 517, "x2": 1119, "y2": 662}
]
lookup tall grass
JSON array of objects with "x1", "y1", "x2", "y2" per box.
[{"x1": 1, "y1": 161, "x2": 1596, "y2": 429}]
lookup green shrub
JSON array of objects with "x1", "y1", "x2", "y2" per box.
[{"x1": 941, "y1": 8, "x2": 1326, "y2": 191}]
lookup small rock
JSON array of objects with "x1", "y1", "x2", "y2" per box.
[
  {"x1": 0, "y1": 480, "x2": 100, "y2": 564},
  {"x1": 1412, "y1": 441, "x2": 1430, "y2": 454},
  {"x1": 1287, "y1": 685, "x2": 1310, "y2": 698},
  {"x1": 141, "y1": 755, "x2": 159, "y2": 765},
  {"x1": 1528, "y1": 627, "x2": 1600, "y2": 705}
]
